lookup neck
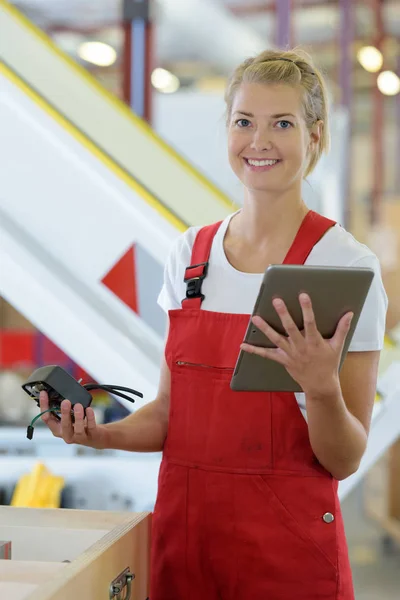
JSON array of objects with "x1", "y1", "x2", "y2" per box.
[{"x1": 234, "y1": 187, "x2": 309, "y2": 248}]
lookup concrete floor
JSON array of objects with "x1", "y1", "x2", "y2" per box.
[{"x1": 342, "y1": 483, "x2": 400, "y2": 599}]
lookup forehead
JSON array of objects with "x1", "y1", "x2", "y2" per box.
[{"x1": 231, "y1": 82, "x2": 304, "y2": 117}]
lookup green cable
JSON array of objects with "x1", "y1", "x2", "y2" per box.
[
  {"x1": 27, "y1": 408, "x2": 61, "y2": 440},
  {"x1": 30, "y1": 408, "x2": 60, "y2": 428}
]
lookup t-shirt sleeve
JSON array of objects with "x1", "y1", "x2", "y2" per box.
[
  {"x1": 157, "y1": 228, "x2": 197, "y2": 313},
  {"x1": 348, "y1": 254, "x2": 388, "y2": 351}
]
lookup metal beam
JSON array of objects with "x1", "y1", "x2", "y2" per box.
[
  {"x1": 371, "y1": 0, "x2": 385, "y2": 225},
  {"x1": 229, "y1": 0, "x2": 336, "y2": 15},
  {"x1": 122, "y1": 0, "x2": 153, "y2": 122},
  {"x1": 338, "y1": 0, "x2": 355, "y2": 229},
  {"x1": 228, "y1": 2, "x2": 274, "y2": 15},
  {"x1": 276, "y1": 0, "x2": 292, "y2": 49}
]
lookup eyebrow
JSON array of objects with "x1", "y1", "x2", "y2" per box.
[{"x1": 234, "y1": 111, "x2": 296, "y2": 119}]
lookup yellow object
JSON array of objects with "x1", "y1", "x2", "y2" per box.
[
  {"x1": 384, "y1": 333, "x2": 396, "y2": 349},
  {"x1": 11, "y1": 462, "x2": 64, "y2": 509}
]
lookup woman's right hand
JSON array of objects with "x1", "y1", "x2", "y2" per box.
[{"x1": 39, "y1": 391, "x2": 108, "y2": 450}]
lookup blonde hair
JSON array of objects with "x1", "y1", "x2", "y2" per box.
[{"x1": 225, "y1": 48, "x2": 330, "y2": 178}]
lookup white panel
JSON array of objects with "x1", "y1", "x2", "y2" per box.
[
  {"x1": 0, "y1": 70, "x2": 180, "y2": 407},
  {"x1": 0, "y1": 73, "x2": 178, "y2": 279},
  {"x1": 0, "y1": 2, "x2": 236, "y2": 227}
]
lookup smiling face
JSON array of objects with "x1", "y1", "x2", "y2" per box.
[{"x1": 228, "y1": 82, "x2": 321, "y2": 195}]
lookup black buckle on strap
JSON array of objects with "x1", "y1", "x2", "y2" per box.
[
  {"x1": 184, "y1": 262, "x2": 208, "y2": 302},
  {"x1": 186, "y1": 278, "x2": 205, "y2": 301}
]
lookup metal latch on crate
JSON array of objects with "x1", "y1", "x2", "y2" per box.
[{"x1": 109, "y1": 567, "x2": 135, "y2": 600}]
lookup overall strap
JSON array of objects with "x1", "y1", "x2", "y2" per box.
[
  {"x1": 283, "y1": 210, "x2": 336, "y2": 265},
  {"x1": 181, "y1": 211, "x2": 335, "y2": 308},
  {"x1": 181, "y1": 221, "x2": 222, "y2": 309}
]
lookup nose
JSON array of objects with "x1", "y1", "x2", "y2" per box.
[{"x1": 250, "y1": 127, "x2": 273, "y2": 153}]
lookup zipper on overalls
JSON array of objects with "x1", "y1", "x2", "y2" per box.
[{"x1": 176, "y1": 361, "x2": 233, "y2": 371}]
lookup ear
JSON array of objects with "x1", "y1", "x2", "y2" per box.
[{"x1": 309, "y1": 120, "x2": 323, "y2": 149}]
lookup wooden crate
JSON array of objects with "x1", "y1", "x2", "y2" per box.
[{"x1": 0, "y1": 506, "x2": 151, "y2": 600}]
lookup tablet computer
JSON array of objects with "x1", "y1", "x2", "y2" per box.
[{"x1": 230, "y1": 265, "x2": 375, "y2": 393}]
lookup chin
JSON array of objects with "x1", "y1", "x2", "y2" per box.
[
  {"x1": 244, "y1": 174, "x2": 300, "y2": 195},
  {"x1": 243, "y1": 179, "x2": 284, "y2": 194}
]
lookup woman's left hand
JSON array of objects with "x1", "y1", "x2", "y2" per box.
[{"x1": 240, "y1": 293, "x2": 354, "y2": 396}]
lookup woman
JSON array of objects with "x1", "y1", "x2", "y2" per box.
[{"x1": 40, "y1": 49, "x2": 387, "y2": 599}]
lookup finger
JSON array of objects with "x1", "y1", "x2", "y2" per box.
[
  {"x1": 39, "y1": 390, "x2": 49, "y2": 413},
  {"x1": 331, "y1": 312, "x2": 353, "y2": 349},
  {"x1": 60, "y1": 400, "x2": 75, "y2": 443},
  {"x1": 39, "y1": 391, "x2": 61, "y2": 436},
  {"x1": 299, "y1": 294, "x2": 320, "y2": 341},
  {"x1": 240, "y1": 343, "x2": 288, "y2": 366},
  {"x1": 252, "y1": 315, "x2": 290, "y2": 351},
  {"x1": 272, "y1": 298, "x2": 303, "y2": 344},
  {"x1": 72, "y1": 403, "x2": 86, "y2": 436},
  {"x1": 85, "y1": 407, "x2": 97, "y2": 432}
]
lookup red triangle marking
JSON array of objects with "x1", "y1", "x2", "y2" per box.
[{"x1": 101, "y1": 245, "x2": 139, "y2": 313}]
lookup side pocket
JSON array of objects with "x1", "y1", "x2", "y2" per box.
[{"x1": 255, "y1": 475, "x2": 338, "y2": 575}]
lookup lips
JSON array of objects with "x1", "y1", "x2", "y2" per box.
[
  {"x1": 245, "y1": 158, "x2": 280, "y2": 166},
  {"x1": 243, "y1": 158, "x2": 282, "y2": 171}
]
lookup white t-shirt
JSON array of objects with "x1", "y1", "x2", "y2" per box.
[{"x1": 158, "y1": 212, "x2": 388, "y2": 419}]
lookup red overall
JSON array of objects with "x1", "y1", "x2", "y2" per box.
[{"x1": 150, "y1": 211, "x2": 354, "y2": 600}]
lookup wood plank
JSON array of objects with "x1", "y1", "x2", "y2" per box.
[
  {"x1": 0, "y1": 582, "x2": 38, "y2": 599},
  {"x1": 388, "y1": 440, "x2": 400, "y2": 519},
  {"x1": 366, "y1": 505, "x2": 400, "y2": 544},
  {"x1": 1, "y1": 526, "x2": 108, "y2": 561},
  {"x1": 0, "y1": 561, "x2": 67, "y2": 583},
  {"x1": 0, "y1": 506, "x2": 131, "y2": 530}
]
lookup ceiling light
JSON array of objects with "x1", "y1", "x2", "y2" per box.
[
  {"x1": 151, "y1": 68, "x2": 180, "y2": 94},
  {"x1": 377, "y1": 71, "x2": 400, "y2": 96},
  {"x1": 78, "y1": 42, "x2": 117, "y2": 67},
  {"x1": 357, "y1": 46, "x2": 383, "y2": 73}
]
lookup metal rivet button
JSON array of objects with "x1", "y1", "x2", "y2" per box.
[{"x1": 323, "y1": 512, "x2": 335, "y2": 524}]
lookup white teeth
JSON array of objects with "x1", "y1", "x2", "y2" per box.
[{"x1": 247, "y1": 159, "x2": 278, "y2": 167}]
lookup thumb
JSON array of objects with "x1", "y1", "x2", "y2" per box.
[{"x1": 331, "y1": 312, "x2": 353, "y2": 350}]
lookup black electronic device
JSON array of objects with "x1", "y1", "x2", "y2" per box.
[{"x1": 22, "y1": 365, "x2": 143, "y2": 440}]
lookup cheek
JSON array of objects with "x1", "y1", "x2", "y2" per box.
[
  {"x1": 227, "y1": 133, "x2": 244, "y2": 166},
  {"x1": 300, "y1": 130, "x2": 312, "y2": 157},
  {"x1": 283, "y1": 132, "x2": 308, "y2": 163}
]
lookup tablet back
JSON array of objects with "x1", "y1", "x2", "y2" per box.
[{"x1": 230, "y1": 265, "x2": 375, "y2": 392}]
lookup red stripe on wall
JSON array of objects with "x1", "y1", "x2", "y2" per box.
[{"x1": 101, "y1": 245, "x2": 139, "y2": 313}]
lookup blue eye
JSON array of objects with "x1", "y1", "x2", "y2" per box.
[
  {"x1": 277, "y1": 120, "x2": 293, "y2": 129},
  {"x1": 235, "y1": 118, "x2": 251, "y2": 127}
]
